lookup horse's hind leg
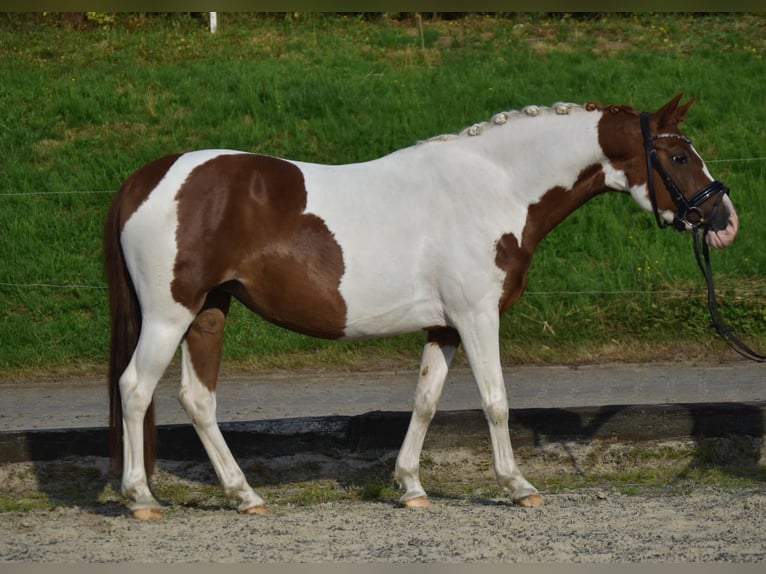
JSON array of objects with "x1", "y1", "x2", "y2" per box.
[
  {"x1": 120, "y1": 312, "x2": 193, "y2": 519},
  {"x1": 179, "y1": 290, "x2": 267, "y2": 514},
  {"x1": 395, "y1": 328, "x2": 460, "y2": 508}
]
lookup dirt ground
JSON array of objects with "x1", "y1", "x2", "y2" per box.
[{"x1": 1, "y1": 438, "x2": 765, "y2": 563}]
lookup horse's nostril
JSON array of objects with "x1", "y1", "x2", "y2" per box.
[{"x1": 710, "y1": 206, "x2": 731, "y2": 232}]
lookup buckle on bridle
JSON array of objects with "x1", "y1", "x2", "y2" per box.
[
  {"x1": 675, "y1": 180, "x2": 730, "y2": 231},
  {"x1": 674, "y1": 206, "x2": 704, "y2": 232}
]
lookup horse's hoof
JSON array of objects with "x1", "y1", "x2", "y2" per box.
[
  {"x1": 514, "y1": 493, "x2": 544, "y2": 508},
  {"x1": 401, "y1": 496, "x2": 430, "y2": 508},
  {"x1": 241, "y1": 505, "x2": 269, "y2": 515},
  {"x1": 133, "y1": 507, "x2": 162, "y2": 521}
]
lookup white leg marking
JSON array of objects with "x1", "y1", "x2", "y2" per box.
[
  {"x1": 395, "y1": 336, "x2": 457, "y2": 506},
  {"x1": 179, "y1": 340, "x2": 265, "y2": 512},
  {"x1": 120, "y1": 318, "x2": 190, "y2": 514},
  {"x1": 457, "y1": 312, "x2": 541, "y2": 505}
]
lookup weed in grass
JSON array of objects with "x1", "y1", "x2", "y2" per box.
[
  {"x1": 0, "y1": 492, "x2": 55, "y2": 513},
  {"x1": 280, "y1": 480, "x2": 349, "y2": 507},
  {"x1": 152, "y1": 482, "x2": 226, "y2": 509},
  {"x1": 617, "y1": 485, "x2": 640, "y2": 497},
  {"x1": 359, "y1": 478, "x2": 397, "y2": 502}
]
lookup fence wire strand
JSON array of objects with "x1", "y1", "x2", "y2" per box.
[
  {"x1": 2, "y1": 282, "x2": 765, "y2": 298},
  {"x1": 0, "y1": 190, "x2": 116, "y2": 197}
]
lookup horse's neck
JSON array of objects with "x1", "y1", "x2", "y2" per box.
[{"x1": 417, "y1": 110, "x2": 610, "y2": 248}]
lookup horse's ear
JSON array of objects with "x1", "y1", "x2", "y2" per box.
[{"x1": 656, "y1": 93, "x2": 696, "y2": 129}]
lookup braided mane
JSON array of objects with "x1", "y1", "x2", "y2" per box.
[{"x1": 418, "y1": 102, "x2": 587, "y2": 144}]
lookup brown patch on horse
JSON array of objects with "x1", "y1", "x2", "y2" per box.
[
  {"x1": 592, "y1": 95, "x2": 699, "y2": 215},
  {"x1": 114, "y1": 154, "x2": 182, "y2": 229},
  {"x1": 185, "y1": 290, "x2": 232, "y2": 392},
  {"x1": 171, "y1": 153, "x2": 348, "y2": 339},
  {"x1": 495, "y1": 164, "x2": 607, "y2": 314},
  {"x1": 590, "y1": 101, "x2": 649, "y2": 188},
  {"x1": 494, "y1": 234, "x2": 532, "y2": 315}
]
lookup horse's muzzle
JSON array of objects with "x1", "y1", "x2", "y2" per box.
[{"x1": 705, "y1": 193, "x2": 739, "y2": 250}]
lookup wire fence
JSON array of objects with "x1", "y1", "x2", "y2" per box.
[
  {"x1": 1, "y1": 154, "x2": 763, "y2": 295},
  {"x1": 0, "y1": 190, "x2": 116, "y2": 197}
]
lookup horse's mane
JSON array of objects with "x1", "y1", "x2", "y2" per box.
[{"x1": 417, "y1": 101, "x2": 639, "y2": 144}]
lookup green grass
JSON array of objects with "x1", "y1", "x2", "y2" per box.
[{"x1": 1, "y1": 13, "x2": 765, "y2": 376}]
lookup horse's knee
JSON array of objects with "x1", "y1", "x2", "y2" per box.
[
  {"x1": 482, "y1": 399, "x2": 509, "y2": 426},
  {"x1": 413, "y1": 394, "x2": 438, "y2": 422}
]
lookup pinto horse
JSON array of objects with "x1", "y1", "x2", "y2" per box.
[{"x1": 105, "y1": 94, "x2": 738, "y2": 519}]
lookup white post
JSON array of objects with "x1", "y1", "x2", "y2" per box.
[{"x1": 210, "y1": 12, "x2": 218, "y2": 34}]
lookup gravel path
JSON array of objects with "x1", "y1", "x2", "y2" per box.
[{"x1": 2, "y1": 488, "x2": 765, "y2": 562}]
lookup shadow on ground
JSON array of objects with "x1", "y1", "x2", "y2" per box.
[{"x1": 13, "y1": 402, "x2": 765, "y2": 514}]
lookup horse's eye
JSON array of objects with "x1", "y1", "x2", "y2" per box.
[{"x1": 671, "y1": 153, "x2": 688, "y2": 165}]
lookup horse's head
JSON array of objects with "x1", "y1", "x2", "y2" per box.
[{"x1": 597, "y1": 94, "x2": 738, "y2": 249}]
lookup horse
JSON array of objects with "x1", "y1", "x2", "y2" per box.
[{"x1": 104, "y1": 94, "x2": 739, "y2": 520}]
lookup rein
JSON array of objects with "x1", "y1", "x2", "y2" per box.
[
  {"x1": 641, "y1": 111, "x2": 766, "y2": 362},
  {"x1": 693, "y1": 228, "x2": 766, "y2": 362}
]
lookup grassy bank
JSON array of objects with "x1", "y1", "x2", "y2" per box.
[{"x1": 1, "y1": 13, "x2": 765, "y2": 377}]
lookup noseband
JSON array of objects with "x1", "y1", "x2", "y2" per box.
[{"x1": 640, "y1": 112, "x2": 729, "y2": 232}]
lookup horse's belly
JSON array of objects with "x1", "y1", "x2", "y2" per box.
[
  {"x1": 332, "y1": 234, "x2": 446, "y2": 339},
  {"x1": 340, "y1": 292, "x2": 445, "y2": 340},
  {"x1": 230, "y1": 256, "x2": 441, "y2": 340}
]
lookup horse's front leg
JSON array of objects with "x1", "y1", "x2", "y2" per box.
[
  {"x1": 457, "y1": 312, "x2": 543, "y2": 507},
  {"x1": 395, "y1": 328, "x2": 460, "y2": 507}
]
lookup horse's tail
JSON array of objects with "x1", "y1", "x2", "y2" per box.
[{"x1": 104, "y1": 193, "x2": 156, "y2": 477}]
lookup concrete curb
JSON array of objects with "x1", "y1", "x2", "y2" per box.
[{"x1": 2, "y1": 401, "x2": 764, "y2": 463}]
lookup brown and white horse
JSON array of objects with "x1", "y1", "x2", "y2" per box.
[{"x1": 105, "y1": 95, "x2": 738, "y2": 519}]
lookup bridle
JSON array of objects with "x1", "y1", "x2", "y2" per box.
[
  {"x1": 640, "y1": 112, "x2": 729, "y2": 232},
  {"x1": 640, "y1": 111, "x2": 765, "y2": 362}
]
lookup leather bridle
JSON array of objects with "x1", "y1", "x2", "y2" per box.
[{"x1": 640, "y1": 111, "x2": 729, "y2": 232}]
